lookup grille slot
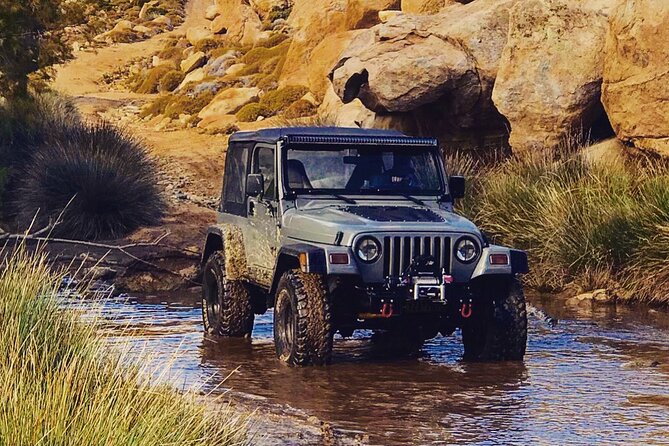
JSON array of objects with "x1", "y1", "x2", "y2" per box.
[{"x1": 383, "y1": 235, "x2": 451, "y2": 277}]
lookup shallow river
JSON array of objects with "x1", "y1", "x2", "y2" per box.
[{"x1": 69, "y1": 291, "x2": 669, "y2": 445}]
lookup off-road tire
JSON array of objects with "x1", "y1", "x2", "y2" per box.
[
  {"x1": 274, "y1": 270, "x2": 332, "y2": 366},
  {"x1": 202, "y1": 251, "x2": 253, "y2": 337},
  {"x1": 462, "y1": 277, "x2": 527, "y2": 361}
]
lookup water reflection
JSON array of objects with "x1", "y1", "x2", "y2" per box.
[{"x1": 71, "y1": 292, "x2": 669, "y2": 445}]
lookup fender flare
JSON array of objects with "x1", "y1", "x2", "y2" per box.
[
  {"x1": 470, "y1": 245, "x2": 529, "y2": 279},
  {"x1": 201, "y1": 224, "x2": 248, "y2": 281},
  {"x1": 268, "y1": 243, "x2": 326, "y2": 300}
]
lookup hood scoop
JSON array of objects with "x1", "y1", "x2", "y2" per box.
[{"x1": 341, "y1": 206, "x2": 444, "y2": 223}]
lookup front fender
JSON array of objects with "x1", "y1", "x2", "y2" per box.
[{"x1": 470, "y1": 245, "x2": 529, "y2": 279}]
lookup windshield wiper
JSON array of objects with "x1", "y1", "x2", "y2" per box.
[
  {"x1": 306, "y1": 190, "x2": 357, "y2": 204},
  {"x1": 399, "y1": 193, "x2": 425, "y2": 206}
]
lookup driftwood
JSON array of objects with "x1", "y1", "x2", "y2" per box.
[{"x1": 0, "y1": 225, "x2": 201, "y2": 284}]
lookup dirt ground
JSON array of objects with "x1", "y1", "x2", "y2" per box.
[{"x1": 51, "y1": 0, "x2": 230, "y2": 292}]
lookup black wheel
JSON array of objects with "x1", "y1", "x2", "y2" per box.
[
  {"x1": 202, "y1": 251, "x2": 253, "y2": 337},
  {"x1": 462, "y1": 277, "x2": 527, "y2": 361},
  {"x1": 273, "y1": 270, "x2": 332, "y2": 366}
]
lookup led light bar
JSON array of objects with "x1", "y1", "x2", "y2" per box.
[{"x1": 285, "y1": 135, "x2": 439, "y2": 147}]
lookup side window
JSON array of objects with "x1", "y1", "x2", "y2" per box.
[
  {"x1": 253, "y1": 146, "x2": 276, "y2": 200},
  {"x1": 222, "y1": 144, "x2": 249, "y2": 215}
]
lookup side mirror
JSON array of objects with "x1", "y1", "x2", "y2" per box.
[
  {"x1": 449, "y1": 176, "x2": 465, "y2": 200},
  {"x1": 246, "y1": 173, "x2": 264, "y2": 197}
]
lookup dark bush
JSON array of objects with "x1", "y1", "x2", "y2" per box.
[
  {"x1": 158, "y1": 70, "x2": 185, "y2": 92},
  {"x1": 16, "y1": 122, "x2": 165, "y2": 240}
]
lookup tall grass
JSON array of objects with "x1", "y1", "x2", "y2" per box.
[
  {"x1": 450, "y1": 139, "x2": 669, "y2": 305},
  {"x1": 0, "y1": 248, "x2": 248, "y2": 445}
]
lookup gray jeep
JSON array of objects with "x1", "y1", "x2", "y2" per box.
[{"x1": 201, "y1": 127, "x2": 529, "y2": 365}]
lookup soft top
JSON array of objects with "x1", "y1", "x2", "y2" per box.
[{"x1": 228, "y1": 127, "x2": 438, "y2": 147}]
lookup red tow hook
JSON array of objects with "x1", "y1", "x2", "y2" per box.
[
  {"x1": 380, "y1": 302, "x2": 394, "y2": 318},
  {"x1": 460, "y1": 303, "x2": 473, "y2": 319}
]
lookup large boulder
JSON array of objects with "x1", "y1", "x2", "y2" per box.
[
  {"x1": 602, "y1": 0, "x2": 669, "y2": 156},
  {"x1": 330, "y1": 0, "x2": 514, "y2": 142},
  {"x1": 180, "y1": 51, "x2": 207, "y2": 74},
  {"x1": 198, "y1": 87, "x2": 261, "y2": 120},
  {"x1": 213, "y1": 0, "x2": 263, "y2": 45},
  {"x1": 492, "y1": 0, "x2": 620, "y2": 152},
  {"x1": 400, "y1": 0, "x2": 448, "y2": 14},
  {"x1": 279, "y1": 0, "x2": 349, "y2": 91}
]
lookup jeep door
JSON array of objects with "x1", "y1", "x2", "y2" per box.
[{"x1": 245, "y1": 144, "x2": 279, "y2": 286}]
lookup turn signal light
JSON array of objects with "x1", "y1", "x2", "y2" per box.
[
  {"x1": 489, "y1": 254, "x2": 509, "y2": 265},
  {"x1": 329, "y1": 253, "x2": 350, "y2": 265}
]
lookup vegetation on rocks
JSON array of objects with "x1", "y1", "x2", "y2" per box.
[
  {"x1": 236, "y1": 102, "x2": 272, "y2": 122},
  {"x1": 132, "y1": 64, "x2": 173, "y2": 93},
  {"x1": 260, "y1": 85, "x2": 309, "y2": 114},
  {"x1": 158, "y1": 69, "x2": 186, "y2": 92},
  {"x1": 0, "y1": 248, "x2": 248, "y2": 444},
  {"x1": 452, "y1": 139, "x2": 669, "y2": 305}
]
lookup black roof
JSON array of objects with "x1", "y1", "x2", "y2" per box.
[{"x1": 228, "y1": 127, "x2": 438, "y2": 147}]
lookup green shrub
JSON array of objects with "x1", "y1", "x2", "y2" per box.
[
  {"x1": 254, "y1": 32, "x2": 288, "y2": 48},
  {"x1": 241, "y1": 40, "x2": 290, "y2": 65},
  {"x1": 260, "y1": 85, "x2": 308, "y2": 113},
  {"x1": 139, "y1": 94, "x2": 172, "y2": 118},
  {"x1": 134, "y1": 64, "x2": 173, "y2": 94},
  {"x1": 193, "y1": 37, "x2": 226, "y2": 53},
  {"x1": 460, "y1": 140, "x2": 669, "y2": 303},
  {"x1": 235, "y1": 62, "x2": 260, "y2": 76},
  {"x1": 0, "y1": 248, "x2": 248, "y2": 444},
  {"x1": 16, "y1": 122, "x2": 165, "y2": 240},
  {"x1": 163, "y1": 91, "x2": 215, "y2": 119},
  {"x1": 236, "y1": 102, "x2": 270, "y2": 122},
  {"x1": 255, "y1": 73, "x2": 279, "y2": 90},
  {"x1": 157, "y1": 42, "x2": 185, "y2": 63},
  {"x1": 267, "y1": 4, "x2": 292, "y2": 22},
  {"x1": 283, "y1": 99, "x2": 316, "y2": 119},
  {"x1": 159, "y1": 69, "x2": 185, "y2": 92}
]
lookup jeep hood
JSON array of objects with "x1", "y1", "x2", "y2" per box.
[{"x1": 282, "y1": 202, "x2": 481, "y2": 246}]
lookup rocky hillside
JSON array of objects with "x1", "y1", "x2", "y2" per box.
[{"x1": 128, "y1": 0, "x2": 668, "y2": 156}]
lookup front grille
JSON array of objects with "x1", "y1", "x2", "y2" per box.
[{"x1": 383, "y1": 235, "x2": 451, "y2": 277}]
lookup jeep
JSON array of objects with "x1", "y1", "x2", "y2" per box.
[{"x1": 201, "y1": 127, "x2": 529, "y2": 365}]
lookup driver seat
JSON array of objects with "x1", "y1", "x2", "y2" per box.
[{"x1": 287, "y1": 159, "x2": 312, "y2": 189}]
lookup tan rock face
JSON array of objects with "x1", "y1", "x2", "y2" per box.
[
  {"x1": 279, "y1": 0, "x2": 349, "y2": 91},
  {"x1": 213, "y1": 0, "x2": 263, "y2": 45},
  {"x1": 198, "y1": 87, "x2": 261, "y2": 119},
  {"x1": 330, "y1": 0, "x2": 513, "y2": 140},
  {"x1": 250, "y1": 0, "x2": 288, "y2": 18},
  {"x1": 180, "y1": 51, "x2": 207, "y2": 74},
  {"x1": 176, "y1": 68, "x2": 206, "y2": 90},
  {"x1": 205, "y1": 4, "x2": 220, "y2": 20},
  {"x1": 492, "y1": 0, "x2": 617, "y2": 152},
  {"x1": 602, "y1": 0, "x2": 669, "y2": 156},
  {"x1": 346, "y1": 0, "x2": 400, "y2": 29},
  {"x1": 186, "y1": 26, "x2": 214, "y2": 46}
]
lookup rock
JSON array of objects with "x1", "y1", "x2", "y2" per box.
[
  {"x1": 592, "y1": 288, "x2": 613, "y2": 303},
  {"x1": 88, "y1": 266, "x2": 117, "y2": 281},
  {"x1": 198, "y1": 87, "x2": 261, "y2": 119},
  {"x1": 306, "y1": 30, "x2": 361, "y2": 99},
  {"x1": 139, "y1": 0, "x2": 159, "y2": 19},
  {"x1": 301, "y1": 91, "x2": 319, "y2": 106},
  {"x1": 492, "y1": 0, "x2": 619, "y2": 153},
  {"x1": 155, "y1": 116, "x2": 172, "y2": 131},
  {"x1": 210, "y1": 15, "x2": 228, "y2": 34},
  {"x1": 152, "y1": 55, "x2": 162, "y2": 67},
  {"x1": 378, "y1": 9, "x2": 402, "y2": 22},
  {"x1": 225, "y1": 63, "x2": 248, "y2": 77},
  {"x1": 204, "y1": 52, "x2": 238, "y2": 76},
  {"x1": 176, "y1": 68, "x2": 206, "y2": 90},
  {"x1": 401, "y1": 0, "x2": 449, "y2": 13},
  {"x1": 197, "y1": 113, "x2": 239, "y2": 131},
  {"x1": 133, "y1": 25, "x2": 152, "y2": 34},
  {"x1": 583, "y1": 138, "x2": 625, "y2": 164},
  {"x1": 330, "y1": 0, "x2": 514, "y2": 143},
  {"x1": 318, "y1": 84, "x2": 375, "y2": 127},
  {"x1": 112, "y1": 20, "x2": 133, "y2": 33},
  {"x1": 205, "y1": 3, "x2": 220, "y2": 19},
  {"x1": 180, "y1": 51, "x2": 207, "y2": 74},
  {"x1": 280, "y1": 0, "x2": 349, "y2": 91},
  {"x1": 186, "y1": 26, "x2": 214, "y2": 46},
  {"x1": 72, "y1": 41, "x2": 81, "y2": 52},
  {"x1": 346, "y1": 0, "x2": 401, "y2": 29},
  {"x1": 213, "y1": 0, "x2": 263, "y2": 45},
  {"x1": 602, "y1": 0, "x2": 669, "y2": 157},
  {"x1": 250, "y1": 0, "x2": 287, "y2": 18},
  {"x1": 152, "y1": 15, "x2": 173, "y2": 28}
]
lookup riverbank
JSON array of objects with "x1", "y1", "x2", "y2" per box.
[{"x1": 0, "y1": 248, "x2": 248, "y2": 444}]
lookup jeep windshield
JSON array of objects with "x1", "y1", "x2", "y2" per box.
[{"x1": 284, "y1": 146, "x2": 445, "y2": 196}]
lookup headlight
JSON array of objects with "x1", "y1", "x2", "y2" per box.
[
  {"x1": 355, "y1": 237, "x2": 381, "y2": 263},
  {"x1": 455, "y1": 237, "x2": 479, "y2": 263}
]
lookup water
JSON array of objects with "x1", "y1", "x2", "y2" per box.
[{"x1": 67, "y1": 292, "x2": 669, "y2": 445}]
